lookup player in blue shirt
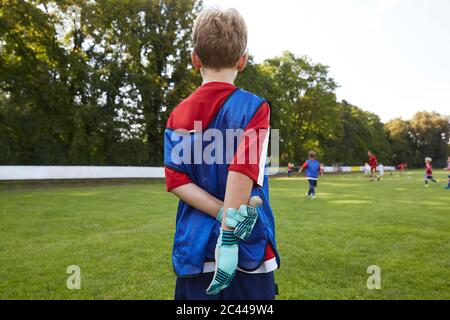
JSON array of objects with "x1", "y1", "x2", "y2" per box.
[{"x1": 298, "y1": 151, "x2": 323, "y2": 199}]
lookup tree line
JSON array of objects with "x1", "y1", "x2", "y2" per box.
[{"x1": 1, "y1": 1, "x2": 449, "y2": 167}]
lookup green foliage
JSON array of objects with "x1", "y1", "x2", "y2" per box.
[
  {"x1": 237, "y1": 53, "x2": 393, "y2": 166},
  {"x1": 0, "y1": 0, "x2": 200, "y2": 165},
  {"x1": 322, "y1": 100, "x2": 391, "y2": 165},
  {"x1": 386, "y1": 112, "x2": 450, "y2": 167}
]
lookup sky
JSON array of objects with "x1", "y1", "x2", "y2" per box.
[{"x1": 203, "y1": 0, "x2": 450, "y2": 122}]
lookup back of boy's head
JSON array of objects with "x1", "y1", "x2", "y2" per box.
[
  {"x1": 309, "y1": 151, "x2": 316, "y2": 159},
  {"x1": 192, "y1": 8, "x2": 247, "y2": 70}
]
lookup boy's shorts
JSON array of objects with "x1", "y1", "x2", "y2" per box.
[
  {"x1": 425, "y1": 175, "x2": 434, "y2": 180},
  {"x1": 308, "y1": 179, "x2": 317, "y2": 187},
  {"x1": 175, "y1": 271, "x2": 277, "y2": 300}
]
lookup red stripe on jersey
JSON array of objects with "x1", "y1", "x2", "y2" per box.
[
  {"x1": 165, "y1": 167, "x2": 192, "y2": 192},
  {"x1": 228, "y1": 102, "x2": 270, "y2": 186},
  {"x1": 264, "y1": 243, "x2": 276, "y2": 260},
  {"x1": 166, "y1": 82, "x2": 236, "y2": 131}
]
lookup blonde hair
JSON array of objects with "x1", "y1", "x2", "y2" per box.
[
  {"x1": 425, "y1": 157, "x2": 432, "y2": 163},
  {"x1": 309, "y1": 151, "x2": 317, "y2": 159},
  {"x1": 192, "y1": 8, "x2": 248, "y2": 70}
]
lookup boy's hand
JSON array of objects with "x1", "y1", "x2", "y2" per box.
[
  {"x1": 206, "y1": 228, "x2": 239, "y2": 295},
  {"x1": 216, "y1": 196, "x2": 261, "y2": 240}
]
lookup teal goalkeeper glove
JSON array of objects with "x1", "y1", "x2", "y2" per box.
[
  {"x1": 206, "y1": 228, "x2": 239, "y2": 295},
  {"x1": 216, "y1": 196, "x2": 261, "y2": 241}
]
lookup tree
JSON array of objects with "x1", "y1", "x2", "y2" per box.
[
  {"x1": 408, "y1": 111, "x2": 450, "y2": 167},
  {"x1": 385, "y1": 118, "x2": 413, "y2": 165},
  {"x1": 0, "y1": 0, "x2": 201, "y2": 165},
  {"x1": 385, "y1": 112, "x2": 450, "y2": 167},
  {"x1": 256, "y1": 52, "x2": 340, "y2": 164},
  {"x1": 1, "y1": 2, "x2": 448, "y2": 168},
  {"x1": 324, "y1": 101, "x2": 390, "y2": 165}
]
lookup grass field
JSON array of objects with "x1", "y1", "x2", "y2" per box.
[{"x1": 0, "y1": 171, "x2": 449, "y2": 300}]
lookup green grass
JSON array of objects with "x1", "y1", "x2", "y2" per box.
[{"x1": 0, "y1": 171, "x2": 449, "y2": 300}]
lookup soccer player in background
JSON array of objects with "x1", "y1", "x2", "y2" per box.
[
  {"x1": 320, "y1": 163, "x2": 325, "y2": 176},
  {"x1": 378, "y1": 163, "x2": 385, "y2": 177},
  {"x1": 164, "y1": 8, "x2": 279, "y2": 300},
  {"x1": 364, "y1": 162, "x2": 371, "y2": 177},
  {"x1": 424, "y1": 157, "x2": 438, "y2": 187},
  {"x1": 446, "y1": 157, "x2": 450, "y2": 189},
  {"x1": 287, "y1": 162, "x2": 294, "y2": 177},
  {"x1": 368, "y1": 151, "x2": 380, "y2": 182},
  {"x1": 298, "y1": 151, "x2": 322, "y2": 199}
]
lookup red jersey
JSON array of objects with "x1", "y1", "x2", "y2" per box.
[
  {"x1": 426, "y1": 163, "x2": 432, "y2": 175},
  {"x1": 369, "y1": 155, "x2": 378, "y2": 169}
]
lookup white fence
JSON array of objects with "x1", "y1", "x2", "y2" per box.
[
  {"x1": 0, "y1": 165, "x2": 396, "y2": 181},
  {"x1": 0, "y1": 166, "x2": 165, "y2": 181},
  {"x1": 280, "y1": 166, "x2": 396, "y2": 174}
]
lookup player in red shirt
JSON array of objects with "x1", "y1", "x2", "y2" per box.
[
  {"x1": 287, "y1": 162, "x2": 294, "y2": 177},
  {"x1": 424, "y1": 157, "x2": 438, "y2": 187},
  {"x1": 368, "y1": 151, "x2": 380, "y2": 182}
]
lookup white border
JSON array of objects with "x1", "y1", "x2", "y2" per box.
[{"x1": 0, "y1": 166, "x2": 164, "y2": 180}]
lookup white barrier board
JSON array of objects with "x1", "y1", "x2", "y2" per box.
[
  {"x1": 0, "y1": 165, "x2": 396, "y2": 181},
  {"x1": 0, "y1": 166, "x2": 165, "y2": 180}
]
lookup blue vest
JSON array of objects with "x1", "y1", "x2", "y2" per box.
[
  {"x1": 306, "y1": 159, "x2": 320, "y2": 179},
  {"x1": 164, "y1": 89, "x2": 279, "y2": 277}
]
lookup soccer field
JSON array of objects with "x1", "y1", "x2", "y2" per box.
[{"x1": 0, "y1": 171, "x2": 449, "y2": 300}]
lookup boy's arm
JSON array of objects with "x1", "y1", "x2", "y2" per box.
[
  {"x1": 165, "y1": 166, "x2": 223, "y2": 218},
  {"x1": 206, "y1": 101, "x2": 270, "y2": 295},
  {"x1": 221, "y1": 171, "x2": 253, "y2": 230},
  {"x1": 298, "y1": 162, "x2": 307, "y2": 173},
  {"x1": 171, "y1": 183, "x2": 223, "y2": 218}
]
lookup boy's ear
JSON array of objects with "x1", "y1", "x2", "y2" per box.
[
  {"x1": 236, "y1": 54, "x2": 249, "y2": 72},
  {"x1": 191, "y1": 52, "x2": 202, "y2": 70}
]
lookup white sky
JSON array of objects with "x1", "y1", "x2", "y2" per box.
[{"x1": 203, "y1": 0, "x2": 450, "y2": 122}]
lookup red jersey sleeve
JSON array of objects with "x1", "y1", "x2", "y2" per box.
[
  {"x1": 228, "y1": 102, "x2": 270, "y2": 187},
  {"x1": 164, "y1": 167, "x2": 193, "y2": 192}
]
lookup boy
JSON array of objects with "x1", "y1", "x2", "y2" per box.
[
  {"x1": 424, "y1": 157, "x2": 438, "y2": 187},
  {"x1": 364, "y1": 162, "x2": 371, "y2": 177},
  {"x1": 446, "y1": 157, "x2": 450, "y2": 189},
  {"x1": 164, "y1": 8, "x2": 279, "y2": 300},
  {"x1": 287, "y1": 162, "x2": 294, "y2": 177},
  {"x1": 378, "y1": 163, "x2": 384, "y2": 177},
  {"x1": 298, "y1": 151, "x2": 322, "y2": 199},
  {"x1": 368, "y1": 151, "x2": 380, "y2": 182},
  {"x1": 320, "y1": 163, "x2": 325, "y2": 176}
]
